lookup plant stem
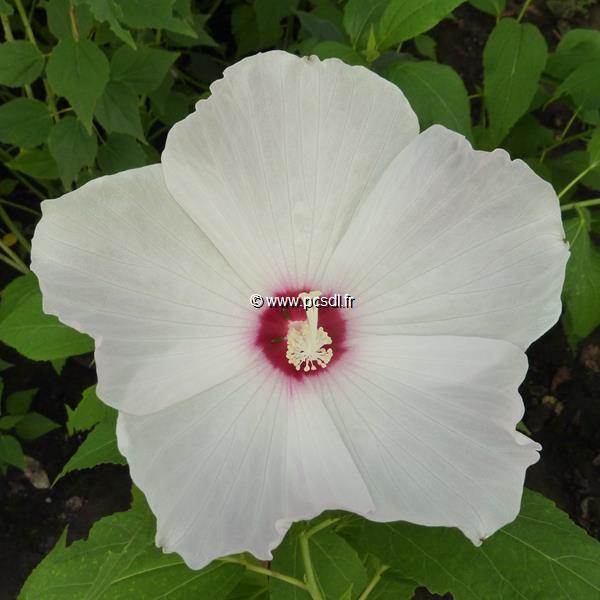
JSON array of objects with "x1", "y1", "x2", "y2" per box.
[
  {"x1": 558, "y1": 162, "x2": 600, "y2": 199},
  {"x1": 1, "y1": 14, "x2": 14, "y2": 40},
  {"x1": 559, "y1": 108, "x2": 580, "y2": 142},
  {"x1": 218, "y1": 557, "x2": 308, "y2": 592},
  {"x1": 516, "y1": 0, "x2": 533, "y2": 22},
  {"x1": 0, "y1": 251, "x2": 28, "y2": 274},
  {"x1": 0, "y1": 203, "x2": 31, "y2": 253},
  {"x1": 560, "y1": 198, "x2": 600, "y2": 212},
  {"x1": 300, "y1": 532, "x2": 324, "y2": 600},
  {"x1": 358, "y1": 565, "x2": 390, "y2": 600},
  {"x1": 540, "y1": 130, "x2": 590, "y2": 162},
  {"x1": 69, "y1": 5, "x2": 79, "y2": 40},
  {"x1": 0, "y1": 238, "x2": 29, "y2": 273},
  {"x1": 13, "y1": 0, "x2": 36, "y2": 45},
  {"x1": 304, "y1": 517, "x2": 341, "y2": 539},
  {"x1": 0, "y1": 199, "x2": 41, "y2": 217}
]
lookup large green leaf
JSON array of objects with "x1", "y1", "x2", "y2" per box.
[
  {"x1": 110, "y1": 45, "x2": 179, "y2": 93},
  {"x1": 342, "y1": 490, "x2": 600, "y2": 599},
  {"x1": 66, "y1": 385, "x2": 110, "y2": 435},
  {"x1": 554, "y1": 60, "x2": 600, "y2": 111},
  {"x1": 74, "y1": 0, "x2": 135, "y2": 47},
  {"x1": 563, "y1": 210, "x2": 600, "y2": 343},
  {"x1": 48, "y1": 116, "x2": 98, "y2": 185},
  {"x1": 6, "y1": 149, "x2": 59, "y2": 180},
  {"x1": 388, "y1": 60, "x2": 472, "y2": 138},
  {"x1": 376, "y1": 0, "x2": 465, "y2": 51},
  {"x1": 255, "y1": 0, "x2": 299, "y2": 48},
  {"x1": 468, "y1": 0, "x2": 505, "y2": 16},
  {"x1": 94, "y1": 80, "x2": 144, "y2": 139},
  {"x1": 19, "y1": 490, "x2": 245, "y2": 599},
  {"x1": 0, "y1": 41, "x2": 45, "y2": 87},
  {"x1": 15, "y1": 412, "x2": 60, "y2": 440},
  {"x1": 55, "y1": 410, "x2": 124, "y2": 482},
  {"x1": 0, "y1": 98, "x2": 52, "y2": 148},
  {"x1": 271, "y1": 523, "x2": 368, "y2": 599},
  {"x1": 46, "y1": 39, "x2": 109, "y2": 131},
  {"x1": 545, "y1": 29, "x2": 600, "y2": 80},
  {"x1": 97, "y1": 133, "x2": 147, "y2": 175},
  {"x1": 483, "y1": 18, "x2": 547, "y2": 147},
  {"x1": 45, "y1": 0, "x2": 94, "y2": 41},
  {"x1": 114, "y1": 0, "x2": 194, "y2": 34},
  {"x1": 0, "y1": 434, "x2": 24, "y2": 469},
  {"x1": 343, "y1": 0, "x2": 388, "y2": 49},
  {"x1": 0, "y1": 274, "x2": 94, "y2": 361}
]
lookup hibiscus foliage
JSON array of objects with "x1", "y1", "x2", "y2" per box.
[{"x1": 1, "y1": 0, "x2": 600, "y2": 599}]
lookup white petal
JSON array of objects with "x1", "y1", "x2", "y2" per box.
[
  {"x1": 325, "y1": 125, "x2": 569, "y2": 350},
  {"x1": 117, "y1": 367, "x2": 374, "y2": 569},
  {"x1": 162, "y1": 50, "x2": 418, "y2": 290},
  {"x1": 31, "y1": 165, "x2": 255, "y2": 415},
  {"x1": 321, "y1": 334, "x2": 539, "y2": 544}
]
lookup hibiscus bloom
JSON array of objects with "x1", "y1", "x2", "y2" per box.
[{"x1": 31, "y1": 51, "x2": 569, "y2": 569}]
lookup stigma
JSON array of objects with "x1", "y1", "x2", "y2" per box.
[{"x1": 286, "y1": 291, "x2": 333, "y2": 372}]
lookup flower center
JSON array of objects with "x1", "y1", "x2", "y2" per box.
[
  {"x1": 254, "y1": 287, "x2": 347, "y2": 380},
  {"x1": 286, "y1": 291, "x2": 333, "y2": 372}
]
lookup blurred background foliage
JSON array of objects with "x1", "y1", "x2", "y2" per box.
[{"x1": 1, "y1": 1, "x2": 600, "y2": 598}]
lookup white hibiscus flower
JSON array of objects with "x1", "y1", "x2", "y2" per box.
[{"x1": 30, "y1": 51, "x2": 569, "y2": 570}]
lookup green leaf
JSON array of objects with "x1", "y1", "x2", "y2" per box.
[
  {"x1": 255, "y1": 0, "x2": 300, "y2": 48},
  {"x1": 48, "y1": 116, "x2": 98, "y2": 186},
  {"x1": 554, "y1": 60, "x2": 600, "y2": 111},
  {"x1": 20, "y1": 489, "x2": 245, "y2": 599},
  {"x1": 546, "y1": 29, "x2": 600, "y2": 80},
  {"x1": 46, "y1": 39, "x2": 109, "y2": 131},
  {"x1": 589, "y1": 126, "x2": 600, "y2": 164},
  {"x1": 271, "y1": 523, "x2": 368, "y2": 599},
  {"x1": 413, "y1": 34, "x2": 437, "y2": 60},
  {"x1": 563, "y1": 210, "x2": 600, "y2": 344},
  {"x1": 111, "y1": 45, "x2": 178, "y2": 94},
  {"x1": 55, "y1": 411, "x2": 124, "y2": 482},
  {"x1": 7, "y1": 149, "x2": 59, "y2": 180},
  {"x1": 500, "y1": 114, "x2": 554, "y2": 159},
  {"x1": 75, "y1": 0, "x2": 136, "y2": 48},
  {"x1": 97, "y1": 133, "x2": 147, "y2": 175},
  {"x1": 296, "y1": 10, "x2": 346, "y2": 43},
  {"x1": 166, "y1": 14, "x2": 218, "y2": 47},
  {"x1": 343, "y1": 0, "x2": 389, "y2": 49},
  {"x1": 376, "y1": 0, "x2": 465, "y2": 51},
  {"x1": 0, "y1": 41, "x2": 45, "y2": 87},
  {"x1": 113, "y1": 0, "x2": 195, "y2": 35},
  {"x1": 388, "y1": 60, "x2": 472, "y2": 138},
  {"x1": 95, "y1": 80, "x2": 144, "y2": 139},
  {"x1": 468, "y1": 0, "x2": 505, "y2": 16},
  {"x1": 45, "y1": 0, "x2": 94, "y2": 41},
  {"x1": 482, "y1": 18, "x2": 547, "y2": 147},
  {"x1": 0, "y1": 0, "x2": 13, "y2": 15},
  {"x1": 15, "y1": 412, "x2": 60, "y2": 440},
  {"x1": 0, "y1": 415, "x2": 23, "y2": 430},
  {"x1": 310, "y1": 41, "x2": 367, "y2": 66},
  {"x1": 366, "y1": 576, "x2": 416, "y2": 600},
  {"x1": 66, "y1": 385, "x2": 110, "y2": 435},
  {"x1": 0, "y1": 98, "x2": 52, "y2": 148},
  {"x1": 0, "y1": 434, "x2": 24, "y2": 469},
  {"x1": 6, "y1": 388, "x2": 37, "y2": 415},
  {"x1": 344, "y1": 490, "x2": 600, "y2": 599},
  {"x1": 0, "y1": 274, "x2": 94, "y2": 361},
  {"x1": 231, "y1": 4, "x2": 260, "y2": 56}
]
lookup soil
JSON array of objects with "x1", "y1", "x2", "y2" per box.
[{"x1": 1, "y1": 1, "x2": 600, "y2": 599}]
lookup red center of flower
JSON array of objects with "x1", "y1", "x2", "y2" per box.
[{"x1": 254, "y1": 288, "x2": 348, "y2": 379}]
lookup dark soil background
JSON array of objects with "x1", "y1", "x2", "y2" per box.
[{"x1": 1, "y1": 1, "x2": 600, "y2": 599}]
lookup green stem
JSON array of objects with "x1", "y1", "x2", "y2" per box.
[
  {"x1": 558, "y1": 162, "x2": 600, "y2": 199},
  {"x1": 0, "y1": 148, "x2": 48, "y2": 201},
  {"x1": 0, "y1": 203, "x2": 31, "y2": 253},
  {"x1": 69, "y1": 4, "x2": 79, "y2": 40},
  {"x1": 218, "y1": 557, "x2": 308, "y2": 592},
  {"x1": 0, "y1": 199, "x2": 41, "y2": 217},
  {"x1": 516, "y1": 0, "x2": 533, "y2": 22},
  {"x1": 358, "y1": 565, "x2": 390, "y2": 600},
  {"x1": 560, "y1": 197, "x2": 600, "y2": 212},
  {"x1": 1, "y1": 14, "x2": 14, "y2": 41},
  {"x1": 300, "y1": 532, "x2": 324, "y2": 600},
  {"x1": 0, "y1": 251, "x2": 28, "y2": 274},
  {"x1": 540, "y1": 130, "x2": 590, "y2": 162},
  {"x1": 0, "y1": 238, "x2": 29, "y2": 273},
  {"x1": 305, "y1": 517, "x2": 341, "y2": 539},
  {"x1": 13, "y1": 0, "x2": 36, "y2": 44},
  {"x1": 559, "y1": 108, "x2": 580, "y2": 142}
]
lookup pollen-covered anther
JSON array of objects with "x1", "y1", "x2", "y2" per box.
[{"x1": 286, "y1": 291, "x2": 334, "y2": 372}]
